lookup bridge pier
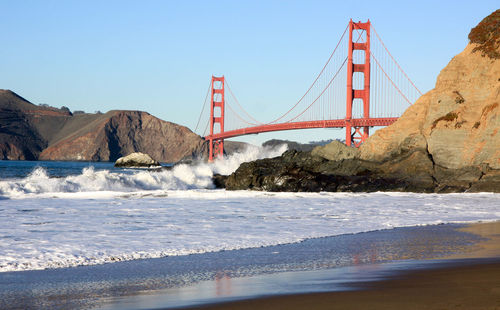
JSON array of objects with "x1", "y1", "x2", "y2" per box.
[{"x1": 208, "y1": 138, "x2": 224, "y2": 162}]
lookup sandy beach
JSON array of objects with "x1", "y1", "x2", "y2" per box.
[{"x1": 177, "y1": 221, "x2": 500, "y2": 310}]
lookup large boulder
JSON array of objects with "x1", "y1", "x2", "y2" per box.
[
  {"x1": 114, "y1": 152, "x2": 160, "y2": 168},
  {"x1": 311, "y1": 140, "x2": 359, "y2": 161}
]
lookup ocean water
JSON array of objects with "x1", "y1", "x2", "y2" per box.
[{"x1": 0, "y1": 144, "x2": 499, "y2": 273}]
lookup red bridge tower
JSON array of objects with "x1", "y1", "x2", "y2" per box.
[
  {"x1": 345, "y1": 19, "x2": 371, "y2": 147},
  {"x1": 208, "y1": 76, "x2": 225, "y2": 161}
]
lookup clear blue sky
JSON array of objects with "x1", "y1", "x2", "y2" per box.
[{"x1": 1, "y1": 1, "x2": 498, "y2": 144}]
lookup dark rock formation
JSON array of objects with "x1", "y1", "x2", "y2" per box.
[
  {"x1": 223, "y1": 150, "x2": 427, "y2": 192},
  {"x1": 222, "y1": 148, "x2": 499, "y2": 193},
  {"x1": 212, "y1": 174, "x2": 228, "y2": 188},
  {"x1": 311, "y1": 140, "x2": 358, "y2": 161}
]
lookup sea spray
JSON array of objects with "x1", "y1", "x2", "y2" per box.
[
  {"x1": 210, "y1": 144, "x2": 288, "y2": 175},
  {"x1": 0, "y1": 144, "x2": 288, "y2": 198}
]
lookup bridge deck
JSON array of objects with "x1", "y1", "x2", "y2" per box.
[{"x1": 205, "y1": 117, "x2": 398, "y2": 140}]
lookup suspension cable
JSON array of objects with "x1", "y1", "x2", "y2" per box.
[
  {"x1": 225, "y1": 78, "x2": 263, "y2": 125},
  {"x1": 194, "y1": 80, "x2": 212, "y2": 133},
  {"x1": 287, "y1": 57, "x2": 348, "y2": 122},
  {"x1": 202, "y1": 117, "x2": 210, "y2": 137},
  {"x1": 371, "y1": 51, "x2": 413, "y2": 105},
  {"x1": 371, "y1": 25, "x2": 422, "y2": 95},
  {"x1": 280, "y1": 26, "x2": 365, "y2": 123},
  {"x1": 266, "y1": 24, "x2": 349, "y2": 124},
  {"x1": 225, "y1": 102, "x2": 259, "y2": 126}
]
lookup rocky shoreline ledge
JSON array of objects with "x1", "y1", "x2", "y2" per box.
[
  {"x1": 215, "y1": 10, "x2": 500, "y2": 194},
  {"x1": 214, "y1": 145, "x2": 500, "y2": 193}
]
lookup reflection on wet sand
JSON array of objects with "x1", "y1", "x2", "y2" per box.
[{"x1": 215, "y1": 271, "x2": 232, "y2": 297}]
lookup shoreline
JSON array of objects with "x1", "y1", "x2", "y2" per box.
[
  {"x1": 173, "y1": 221, "x2": 500, "y2": 310},
  {"x1": 1, "y1": 221, "x2": 498, "y2": 310}
]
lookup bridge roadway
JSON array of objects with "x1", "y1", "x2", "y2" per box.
[{"x1": 206, "y1": 117, "x2": 398, "y2": 140}]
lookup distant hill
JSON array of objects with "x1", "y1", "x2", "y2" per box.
[
  {"x1": 0, "y1": 90, "x2": 70, "y2": 160},
  {"x1": 0, "y1": 90, "x2": 246, "y2": 162},
  {"x1": 262, "y1": 139, "x2": 335, "y2": 152}
]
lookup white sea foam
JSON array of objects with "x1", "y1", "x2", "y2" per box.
[
  {"x1": 0, "y1": 144, "x2": 287, "y2": 199},
  {"x1": 0, "y1": 191, "x2": 499, "y2": 272},
  {"x1": 0, "y1": 144, "x2": 499, "y2": 272}
]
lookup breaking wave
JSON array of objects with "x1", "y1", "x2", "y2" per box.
[{"x1": 0, "y1": 144, "x2": 287, "y2": 199}]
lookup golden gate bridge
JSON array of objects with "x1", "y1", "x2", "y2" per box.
[{"x1": 194, "y1": 20, "x2": 422, "y2": 161}]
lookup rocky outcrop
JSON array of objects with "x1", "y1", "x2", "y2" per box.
[
  {"x1": 221, "y1": 10, "x2": 500, "y2": 193},
  {"x1": 468, "y1": 9, "x2": 500, "y2": 59},
  {"x1": 114, "y1": 152, "x2": 160, "y2": 168},
  {"x1": 354, "y1": 9, "x2": 500, "y2": 192},
  {"x1": 223, "y1": 150, "x2": 435, "y2": 192},
  {"x1": 222, "y1": 146, "x2": 499, "y2": 193}
]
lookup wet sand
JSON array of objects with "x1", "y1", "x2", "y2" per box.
[
  {"x1": 446, "y1": 221, "x2": 500, "y2": 259},
  {"x1": 184, "y1": 260, "x2": 500, "y2": 310},
  {"x1": 180, "y1": 221, "x2": 500, "y2": 310}
]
